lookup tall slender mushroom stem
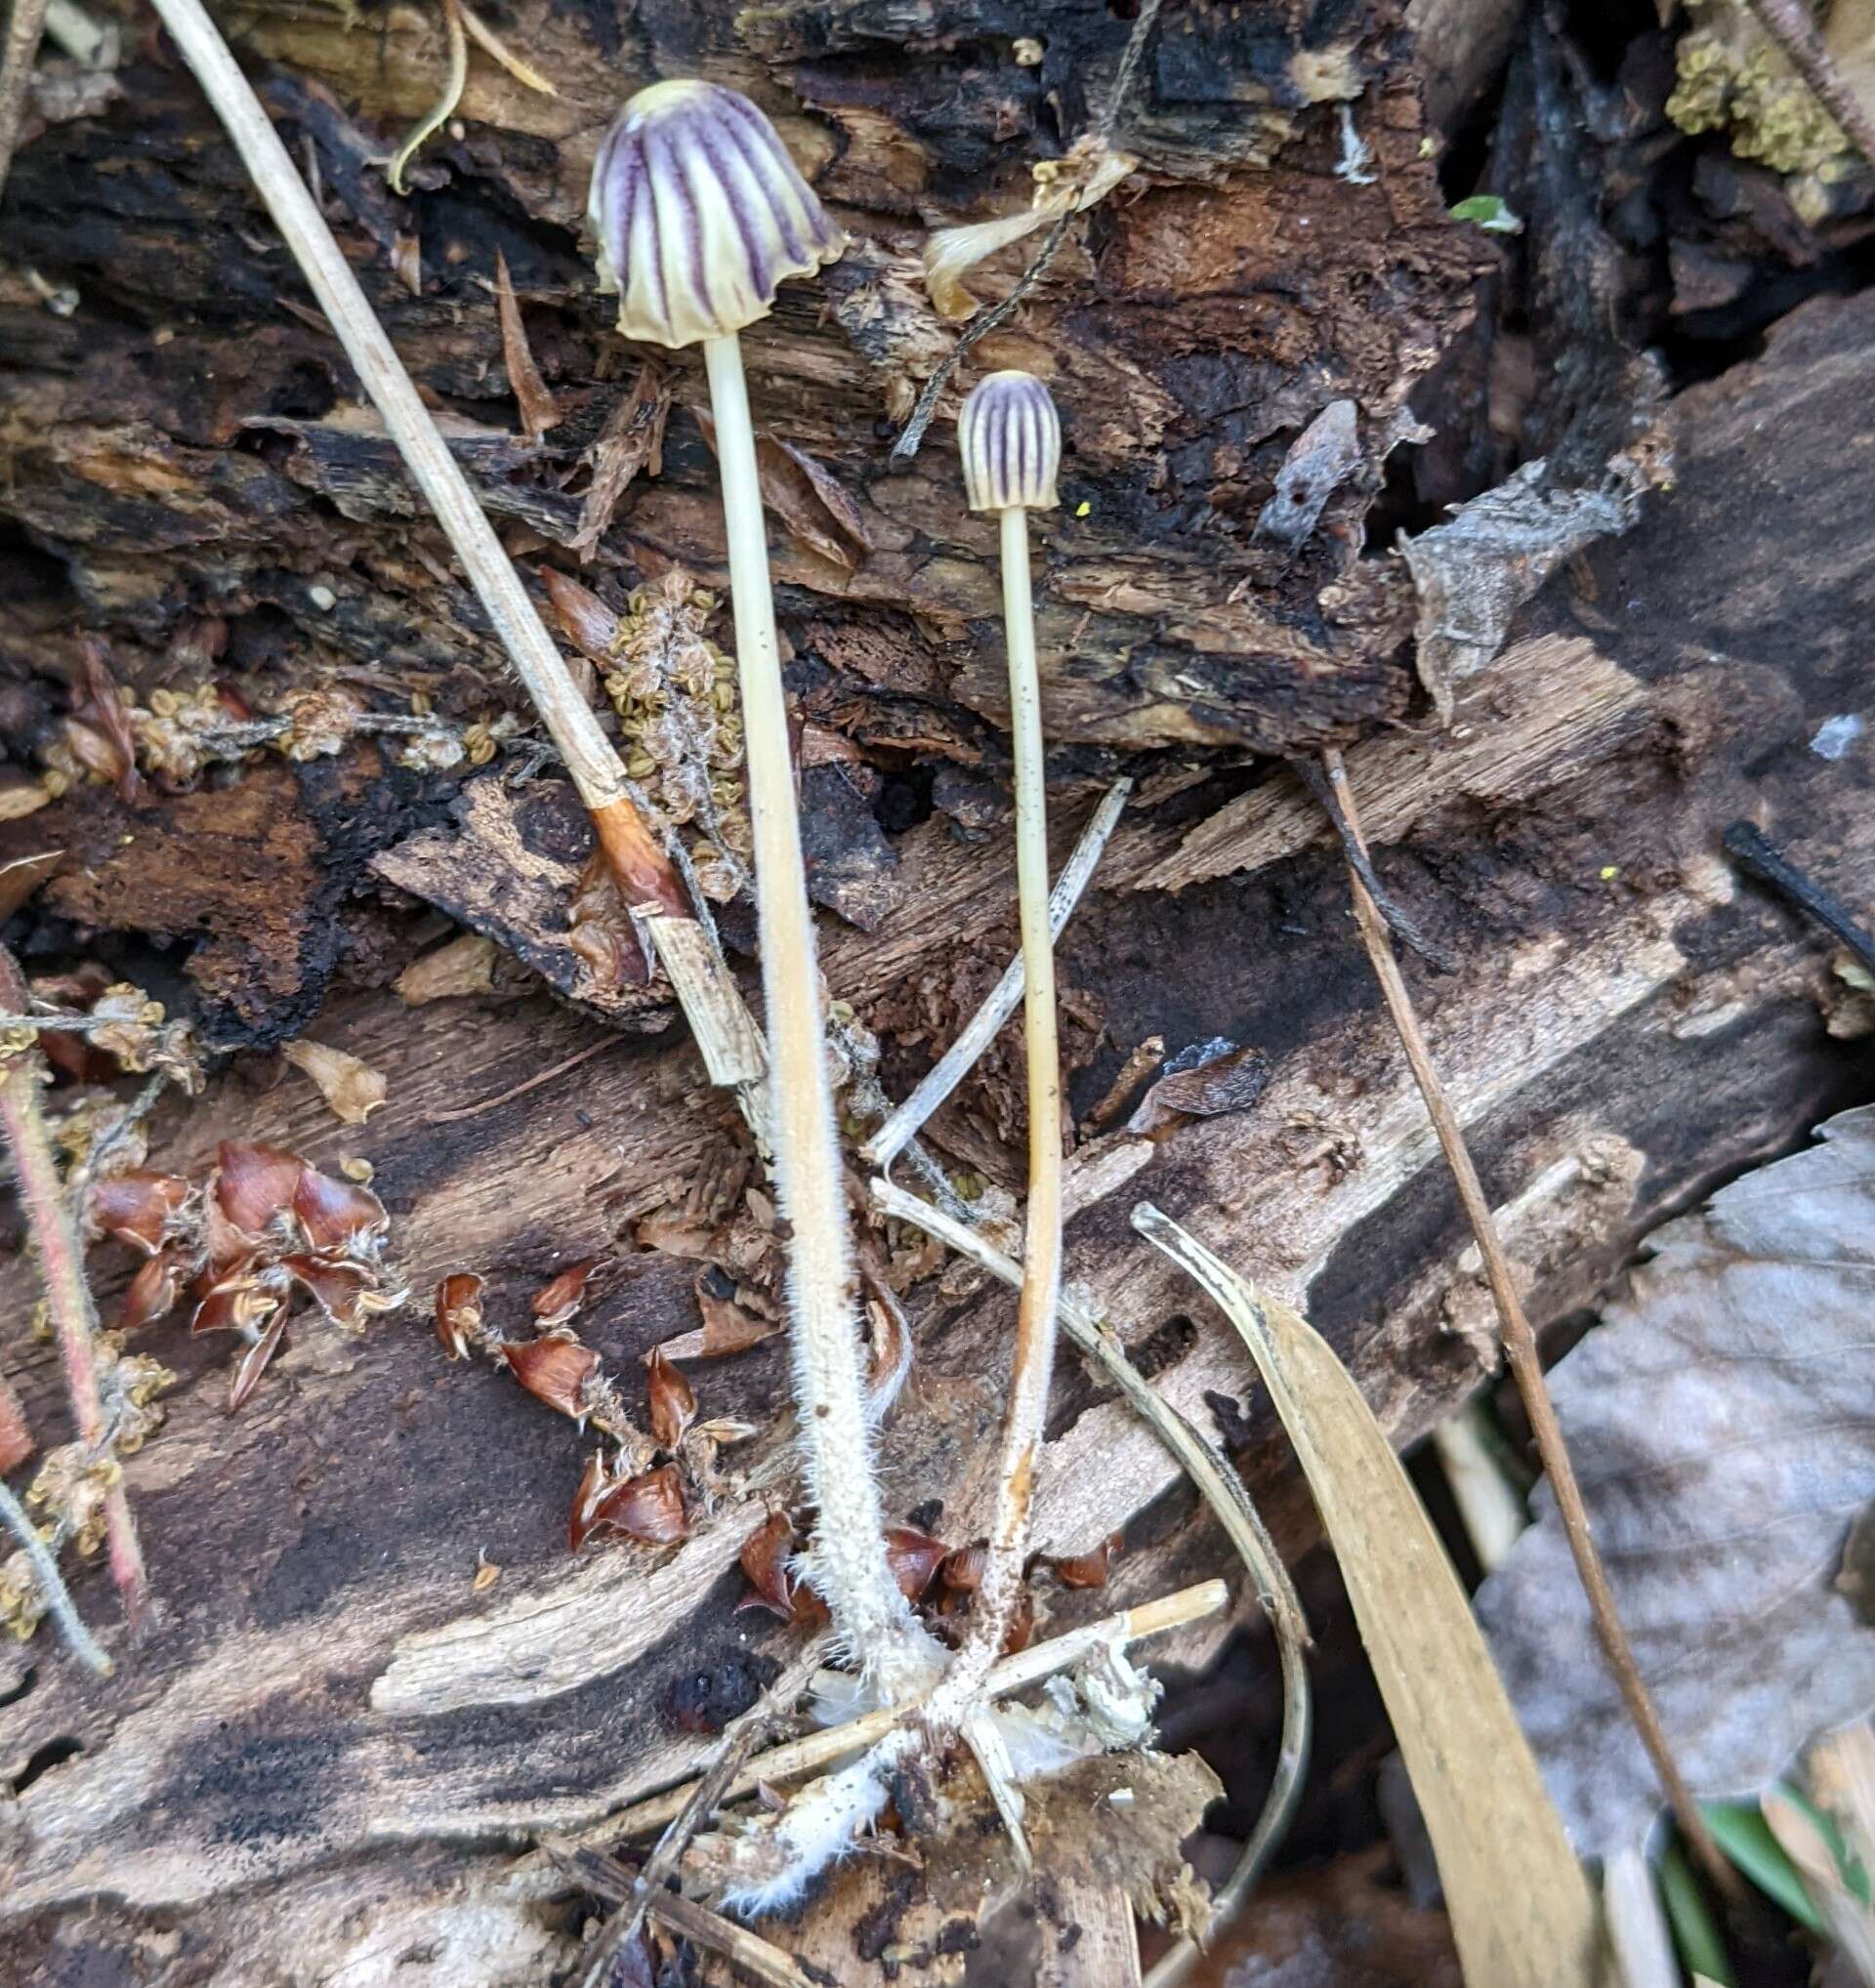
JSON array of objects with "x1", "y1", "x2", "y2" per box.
[
  {"x1": 587, "y1": 81, "x2": 930, "y2": 1691},
  {"x1": 935, "y1": 371, "x2": 1068, "y2": 1686}
]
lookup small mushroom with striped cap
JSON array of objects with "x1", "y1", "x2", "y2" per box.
[
  {"x1": 948, "y1": 367, "x2": 1068, "y2": 1686},
  {"x1": 588, "y1": 80, "x2": 938, "y2": 1701}
]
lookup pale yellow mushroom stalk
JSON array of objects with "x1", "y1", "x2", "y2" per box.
[
  {"x1": 588, "y1": 80, "x2": 933, "y2": 1692},
  {"x1": 940, "y1": 369, "x2": 1065, "y2": 1690}
]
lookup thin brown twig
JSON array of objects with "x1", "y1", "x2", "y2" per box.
[
  {"x1": 0, "y1": 0, "x2": 50, "y2": 206},
  {"x1": 573, "y1": 1636, "x2": 828, "y2": 1988},
  {"x1": 0, "y1": 947, "x2": 147, "y2": 1629},
  {"x1": 889, "y1": 0, "x2": 1165, "y2": 463},
  {"x1": 1317, "y1": 746, "x2": 1734, "y2": 1894}
]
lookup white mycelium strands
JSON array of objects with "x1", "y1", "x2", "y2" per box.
[
  {"x1": 587, "y1": 79, "x2": 846, "y2": 349},
  {"x1": 959, "y1": 370, "x2": 1062, "y2": 516}
]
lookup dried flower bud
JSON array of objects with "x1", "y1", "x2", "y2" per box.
[
  {"x1": 646, "y1": 1346, "x2": 696, "y2": 1450},
  {"x1": 500, "y1": 1333, "x2": 601, "y2": 1420},
  {"x1": 582, "y1": 1461, "x2": 689, "y2": 1547},
  {"x1": 586, "y1": 79, "x2": 845, "y2": 349},
  {"x1": 531, "y1": 1256, "x2": 599, "y2": 1327},
  {"x1": 884, "y1": 1524, "x2": 949, "y2": 1601},
  {"x1": 958, "y1": 369, "x2": 1062, "y2": 514},
  {"x1": 89, "y1": 1170, "x2": 190, "y2": 1256},
  {"x1": 435, "y1": 1272, "x2": 486, "y2": 1360}
]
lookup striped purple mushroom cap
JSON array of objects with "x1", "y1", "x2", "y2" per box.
[
  {"x1": 958, "y1": 370, "x2": 1062, "y2": 513},
  {"x1": 587, "y1": 79, "x2": 846, "y2": 349}
]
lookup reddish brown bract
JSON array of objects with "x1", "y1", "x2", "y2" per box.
[
  {"x1": 499, "y1": 1334, "x2": 600, "y2": 1420},
  {"x1": 646, "y1": 1347, "x2": 696, "y2": 1450},
  {"x1": 530, "y1": 1257, "x2": 598, "y2": 1327},
  {"x1": 90, "y1": 1171, "x2": 190, "y2": 1255},
  {"x1": 884, "y1": 1525, "x2": 949, "y2": 1601},
  {"x1": 580, "y1": 1462, "x2": 688, "y2": 1548},
  {"x1": 434, "y1": 1273, "x2": 485, "y2": 1360}
]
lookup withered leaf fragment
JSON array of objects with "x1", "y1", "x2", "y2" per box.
[
  {"x1": 884, "y1": 1524, "x2": 948, "y2": 1601},
  {"x1": 569, "y1": 362, "x2": 671, "y2": 556},
  {"x1": 1127, "y1": 1040, "x2": 1271, "y2": 1140},
  {"x1": 73, "y1": 638, "x2": 142, "y2": 803},
  {"x1": 646, "y1": 1346, "x2": 696, "y2": 1450},
  {"x1": 282, "y1": 1038, "x2": 388, "y2": 1126},
  {"x1": 692, "y1": 409, "x2": 869, "y2": 571},
  {"x1": 292, "y1": 1166, "x2": 389, "y2": 1253},
  {"x1": 736, "y1": 1509, "x2": 825, "y2": 1625},
  {"x1": 493, "y1": 249, "x2": 561, "y2": 443},
  {"x1": 395, "y1": 932, "x2": 498, "y2": 1006},
  {"x1": 500, "y1": 1333, "x2": 600, "y2": 1421},
  {"x1": 228, "y1": 1305, "x2": 292, "y2": 1412},
  {"x1": 567, "y1": 850, "x2": 653, "y2": 990},
  {"x1": 584, "y1": 1461, "x2": 688, "y2": 1548},
  {"x1": 1051, "y1": 1530, "x2": 1123, "y2": 1590},
  {"x1": 90, "y1": 1171, "x2": 190, "y2": 1255},
  {"x1": 941, "y1": 1543, "x2": 986, "y2": 1594},
  {"x1": 435, "y1": 1272, "x2": 486, "y2": 1360},
  {"x1": 214, "y1": 1141, "x2": 305, "y2": 1239},
  {"x1": 120, "y1": 1247, "x2": 186, "y2": 1334},
  {"x1": 531, "y1": 1256, "x2": 598, "y2": 1327}
]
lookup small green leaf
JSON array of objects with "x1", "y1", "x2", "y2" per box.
[
  {"x1": 1660, "y1": 1838, "x2": 1735, "y2": 1987},
  {"x1": 1449, "y1": 194, "x2": 1524, "y2": 234},
  {"x1": 1701, "y1": 1800, "x2": 1827, "y2": 1933}
]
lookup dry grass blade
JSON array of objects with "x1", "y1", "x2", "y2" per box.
[
  {"x1": 864, "y1": 776, "x2": 1131, "y2": 1169},
  {"x1": 493, "y1": 248, "x2": 560, "y2": 443},
  {"x1": 1320, "y1": 744, "x2": 1729, "y2": 1891},
  {"x1": 1132, "y1": 1203, "x2": 1602, "y2": 1988},
  {"x1": 867, "y1": 1179, "x2": 1312, "y2": 1983}
]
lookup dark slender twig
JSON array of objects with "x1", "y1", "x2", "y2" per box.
[
  {"x1": 573, "y1": 1638, "x2": 826, "y2": 1988},
  {"x1": 0, "y1": 0, "x2": 50, "y2": 205},
  {"x1": 1723, "y1": 819, "x2": 1875, "y2": 979},
  {"x1": 1319, "y1": 748, "x2": 1735, "y2": 1896},
  {"x1": 0, "y1": 948, "x2": 148, "y2": 1630},
  {"x1": 1745, "y1": 0, "x2": 1875, "y2": 170},
  {"x1": 1291, "y1": 757, "x2": 1458, "y2": 973},
  {"x1": 889, "y1": 0, "x2": 1165, "y2": 464}
]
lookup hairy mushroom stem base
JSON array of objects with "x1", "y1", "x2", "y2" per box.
[{"x1": 701, "y1": 330, "x2": 932, "y2": 1694}]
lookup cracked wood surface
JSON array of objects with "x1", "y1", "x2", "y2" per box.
[{"x1": 3, "y1": 290, "x2": 1874, "y2": 1982}]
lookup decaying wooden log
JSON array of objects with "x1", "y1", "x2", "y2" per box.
[{"x1": 2, "y1": 269, "x2": 1872, "y2": 1979}]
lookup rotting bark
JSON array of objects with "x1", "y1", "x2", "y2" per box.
[{"x1": 2, "y1": 276, "x2": 1873, "y2": 1976}]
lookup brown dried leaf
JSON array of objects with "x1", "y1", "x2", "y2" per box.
[
  {"x1": 1478, "y1": 1105, "x2": 1875, "y2": 1855},
  {"x1": 214, "y1": 1141, "x2": 305, "y2": 1238},
  {"x1": 884, "y1": 1524, "x2": 948, "y2": 1600},
  {"x1": 500, "y1": 1334, "x2": 600, "y2": 1420},
  {"x1": 693, "y1": 407, "x2": 869, "y2": 570},
  {"x1": 73, "y1": 639, "x2": 141, "y2": 803},
  {"x1": 493, "y1": 249, "x2": 559, "y2": 443},
  {"x1": 89, "y1": 1170, "x2": 190, "y2": 1255},
  {"x1": 435, "y1": 1271, "x2": 485, "y2": 1360},
  {"x1": 0, "y1": 849, "x2": 62, "y2": 921},
  {"x1": 293, "y1": 1166, "x2": 389, "y2": 1251},
  {"x1": 645, "y1": 1346, "x2": 696, "y2": 1450},
  {"x1": 120, "y1": 1247, "x2": 186, "y2": 1334},
  {"x1": 569, "y1": 363, "x2": 671, "y2": 556},
  {"x1": 395, "y1": 932, "x2": 498, "y2": 1006},
  {"x1": 530, "y1": 1256, "x2": 598, "y2": 1327},
  {"x1": 652, "y1": 1269, "x2": 780, "y2": 1361},
  {"x1": 283, "y1": 1038, "x2": 387, "y2": 1126},
  {"x1": 1138, "y1": 1205, "x2": 1599, "y2": 1988},
  {"x1": 1127, "y1": 1039, "x2": 1271, "y2": 1139},
  {"x1": 0, "y1": 772, "x2": 52, "y2": 822},
  {"x1": 586, "y1": 1462, "x2": 688, "y2": 1547},
  {"x1": 1051, "y1": 1530, "x2": 1123, "y2": 1591}
]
